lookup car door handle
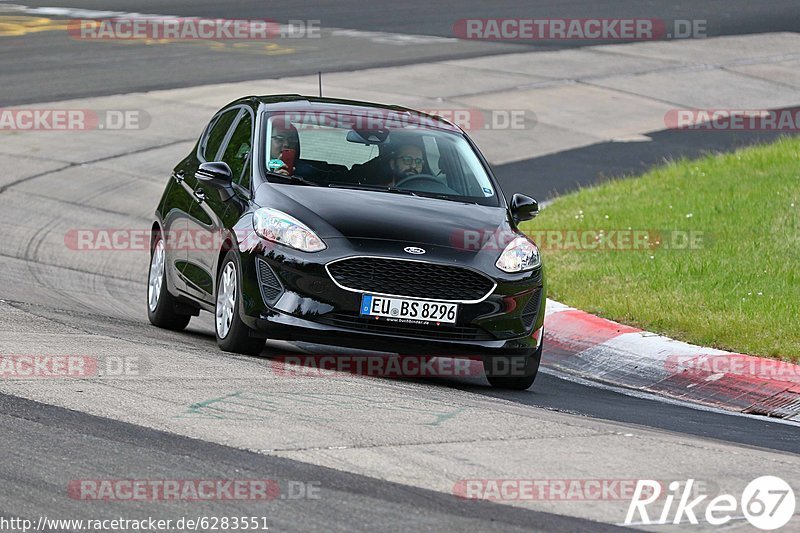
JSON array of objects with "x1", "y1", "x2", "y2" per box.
[
  {"x1": 172, "y1": 170, "x2": 185, "y2": 184},
  {"x1": 193, "y1": 188, "x2": 206, "y2": 203}
]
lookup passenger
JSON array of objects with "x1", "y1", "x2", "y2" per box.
[{"x1": 268, "y1": 123, "x2": 300, "y2": 176}]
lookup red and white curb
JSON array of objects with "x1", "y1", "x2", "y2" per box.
[{"x1": 543, "y1": 300, "x2": 800, "y2": 421}]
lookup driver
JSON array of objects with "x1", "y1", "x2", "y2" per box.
[
  {"x1": 349, "y1": 141, "x2": 428, "y2": 186},
  {"x1": 387, "y1": 143, "x2": 427, "y2": 185}
]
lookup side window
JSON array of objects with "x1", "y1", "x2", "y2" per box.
[
  {"x1": 238, "y1": 157, "x2": 252, "y2": 191},
  {"x1": 220, "y1": 112, "x2": 253, "y2": 187},
  {"x1": 201, "y1": 108, "x2": 239, "y2": 161}
]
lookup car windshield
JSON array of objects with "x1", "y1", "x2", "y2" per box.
[{"x1": 262, "y1": 110, "x2": 500, "y2": 206}]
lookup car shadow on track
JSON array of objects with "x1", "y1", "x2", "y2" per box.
[{"x1": 159, "y1": 326, "x2": 800, "y2": 455}]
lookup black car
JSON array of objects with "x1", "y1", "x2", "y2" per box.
[{"x1": 148, "y1": 95, "x2": 545, "y2": 389}]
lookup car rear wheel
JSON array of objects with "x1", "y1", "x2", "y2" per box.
[
  {"x1": 484, "y1": 343, "x2": 542, "y2": 390},
  {"x1": 147, "y1": 234, "x2": 192, "y2": 331},
  {"x1": 215, "y1": 251, "x2": 266, "y2": 356}
]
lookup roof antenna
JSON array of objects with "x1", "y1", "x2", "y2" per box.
[{"x1": 318, "y1": 71, "x2": 323, "y2": 97}]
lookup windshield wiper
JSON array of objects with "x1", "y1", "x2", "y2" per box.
[
  {"x1": 408, "y1": 191, "x2": 481, "y2": 205},
  {"x1": 268, "y1": 172, "x2": 320, "y2": 187},
  {"x1": 327, "y1": 183, "x2": 419, "y2": 196}
]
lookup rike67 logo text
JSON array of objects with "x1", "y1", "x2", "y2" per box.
[{"x1": 626, "y1": 476, "x2": 795, "y2": 530}]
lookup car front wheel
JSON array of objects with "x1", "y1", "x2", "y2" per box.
[
  {"x1": 484, "y1": 343, "x2": 542, "y2": 390},
  {"x1": 215, "y1": 250, "x2": 266, "y2": 356}
]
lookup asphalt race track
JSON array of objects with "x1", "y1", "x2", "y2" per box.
[
  {"x1": 1, "y1": 1, "x2": 799, "y2": 531},
  {"x1": 2, "y1": 0, "x2": 800, "y2": 104},
  {"x1": 0, "y1": 393, "x2": 614, "y2": 532}
]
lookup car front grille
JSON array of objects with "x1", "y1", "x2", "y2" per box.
[
  {"x1": 326, "y1": 257, "x2": 495, "y2": 302},
  {"x1": 317, "y1": 312, "x2": 495, "y2": 341}
]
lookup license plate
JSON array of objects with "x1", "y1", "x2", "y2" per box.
[{"x1": 359, "y1": 294, "x2": 458, "y2": 324}]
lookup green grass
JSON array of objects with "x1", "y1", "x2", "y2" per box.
[{"x1": 519, "y1": 136, "x2": 800, "y2": 361}]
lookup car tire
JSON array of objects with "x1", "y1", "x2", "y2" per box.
[
  {"x1": 484, "y1": 342, "x2": 542, "y2": 390},
  {"x1": 215, "y1": 250, "x2": 266, "y2": 356},
  {"x1": 147, "y1": 233, "x2": 192, "y2": 331}
]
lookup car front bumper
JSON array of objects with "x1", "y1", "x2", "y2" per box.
[
  {"x1": 242, "y1": 309, "x2": 544, "y2": 357},
  {"x1": 236, "y1": 236, "x2": 546, "y2": 357}
]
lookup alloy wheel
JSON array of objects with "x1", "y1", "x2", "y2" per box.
[{"x1": 216, "y1": 262, "x2": 237, "y2": 339}]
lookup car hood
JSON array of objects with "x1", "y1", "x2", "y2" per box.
[{"x1": 255, "y1": 183, "x2": 513, "y2": 251}]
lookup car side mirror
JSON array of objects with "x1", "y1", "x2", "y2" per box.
[
  {"x1": 196, "y1": 161, "x2": 233, "y2": 185},
  {"x1": 510, "y1": 193, "x2": 539, "y2": 222}
]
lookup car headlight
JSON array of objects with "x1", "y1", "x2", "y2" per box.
[
  {"x1": 253, "y1": 208, "x2": 326, "y2": 252},
  {"x1": 496, "y1": 236, "x2": 541, "y2": 273}
]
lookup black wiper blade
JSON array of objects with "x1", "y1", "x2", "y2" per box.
[
  {"x1": 391, "y1": 187, "x2": 420, "y2": 196},
  {"x1": 328, "y1": 183, "x2": 419, "y2": 196},
  {"x1": 268, "y1": 172, "x2": 320, "y2": 187},
  {"x1": 410, "y1": 191, "x2": 481, "y2": 205}
]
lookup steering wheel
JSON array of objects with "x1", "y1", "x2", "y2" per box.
[{"x1": 393, "y1": 173, "x2": 442, "y2": 189}]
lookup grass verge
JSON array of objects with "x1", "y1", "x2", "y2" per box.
[{"x1": 519, "y1": 136, "x2": 800, "y2": 361}]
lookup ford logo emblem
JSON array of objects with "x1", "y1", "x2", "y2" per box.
[{"x1": 404, "y1": 246, "x2": 426, "y2": 255}]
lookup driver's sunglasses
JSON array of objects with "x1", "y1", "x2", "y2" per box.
[{"x1": 397, "y1": 156, "x2": 424, "y2": 166}]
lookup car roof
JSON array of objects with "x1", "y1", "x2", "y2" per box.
[{"x1": 228, "y1": 94, "x2": 462, "y2": 132}]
